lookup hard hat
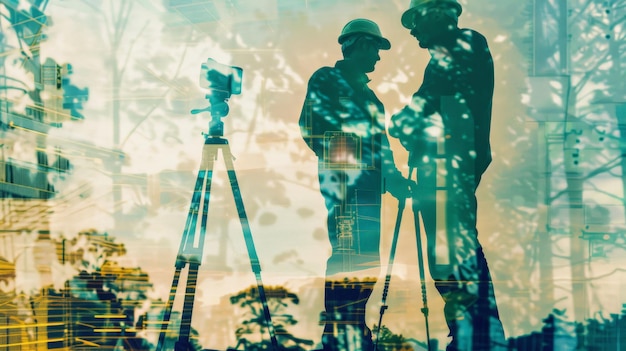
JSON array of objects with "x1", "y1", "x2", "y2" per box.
[
  {"x1": 401, "y1": 0, "x2": 462, "y2": 29},
  {"x1": 338, "y1": 18, "x2": 391, "y2": 50}
]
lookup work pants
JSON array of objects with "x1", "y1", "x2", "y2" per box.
[
  {"x1": 414, "y1": 157, "x2": 506, "y2": 351},
  {"x1": 318, "y1": 169, "x2": 381, "y2": 351}
]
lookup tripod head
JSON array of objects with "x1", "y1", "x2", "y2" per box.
[
  {"x1": 190, "y1": 58, "x2": 243, "y2": 137},
  {"x1": 190, "y1": 91, "x2": 230, "y2": 137}
]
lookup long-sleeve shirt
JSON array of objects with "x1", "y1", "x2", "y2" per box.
[
  {"x1": 390, "y1": 28, "x2": 494, "y2": 181},
  {"x1": 299, "y1": 59, "x2": 403, "y2": 194}
]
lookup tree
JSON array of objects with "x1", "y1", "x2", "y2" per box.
[
  {"x1": 372, "y1": 324, "x2": 405, "y2": 351},
  {"x1": 38, "y1": 229, "x2": 155, "y2": 350},
  {"x1": 581, "y1": 308, "x2": 626, "y2": 351},
  {"x1": 525, "y1": 0, "x2": 626, "y2": 324},
  {"x1": 441, "y1": 0, "x2": 547, "y2": 336},
  {"x1": 229, "y1": 285, "x2": 314, "y2": 351},
  {"x1": 0, "y1": 0, "x2": 82, "y2": 200}
]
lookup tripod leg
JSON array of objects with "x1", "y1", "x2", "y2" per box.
[
  {"x1": 158, "y1": 144, "x2": 218, "y2": 351},
  {"x1": 374, "y1": 198, "x2": 405, "y2": 351},
  {"x1": 157, "y1": 165, "x2": 210, "y2": 351},
  {"x1": 180, "y1": 168, "x2": 213, "y2": 259},
  {"x1": 177, "y1": 164, "x2": 216, "y2": 348},
  {"x1": 176, "y1": 147, "x2": 218, "y2": 347},
  {"x1": 156, "y1": 265, "x2": 183, "y2": 351},
  {"x1": 222, "y1": 148, "x2": 280, "y2": 351},
  {"x1": 411, "y1": 166, "x2": 432, "y2": 351},
  {"x1": 176, "y1": 262, "x2": 200, "y2": 351}
]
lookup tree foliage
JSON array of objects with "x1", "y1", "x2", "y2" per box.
[
  {"x1": 229, "y1": 285, "x2": 314, "y2": 351},
  {"x1": 372, "y1": 324, "x2": 405, "y2": 351}
]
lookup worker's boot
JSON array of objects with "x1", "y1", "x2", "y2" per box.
[{"x1": 321, "y1": 278, "x2": 376, "y2": 351}]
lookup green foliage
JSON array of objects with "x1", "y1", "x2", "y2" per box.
[
  {"x1": 372, "y1": 324, "x2": 405, "y2": 351},
  {"x1": 578, "y1": 308, "x2": 626, "y2": 351},
  {"x1": 229, "y1": 285, "x2": 314, "y2": 351},
  {"x1": 508, "y1": 307, "x2": 626, "y2": 350}
]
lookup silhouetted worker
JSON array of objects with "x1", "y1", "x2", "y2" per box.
[
  {"x1": 389, "y1": 1, "x2": 506, "y2": 350},
  {"x1": 299, "y1": 18, "x2": 411, "y2": 351}
]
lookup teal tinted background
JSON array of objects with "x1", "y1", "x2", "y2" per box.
[{"x1": 1, "y1": 0, "x2": 625, "y2": 350}]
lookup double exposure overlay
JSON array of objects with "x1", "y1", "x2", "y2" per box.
[{"x1": 0, "y1": 1, "x2": 625, "y2": 351}]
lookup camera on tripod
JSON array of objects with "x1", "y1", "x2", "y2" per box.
[
  {"x1": 158, "y1": 58, "x2": 279, "y2": 351},
  {"x1": 192, "y1": 58, "x2": 243, "y2": 137}
]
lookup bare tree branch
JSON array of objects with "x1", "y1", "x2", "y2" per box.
[
  {"x1": 567, "y1": 0, "x2": 595, "y2": 25},
  {"x1": 609, "y1": 14, "x2": 626, "y2": 29},
  {"x1": 584, "y1": 268, "x2": 626, "y2": 281},
  {"x1": 119, "y1": 43, "x2": 190, "y2": 149},
  {"x1": 586, "y1": 183, "x2": 625, "y2": 203},
  {"x1": 549, "y1": 155, "x2": 623, "y2": 202},
  {"x1": 573, "y1": 52, "x2": 611, "y2": 96},
  {"x1": 118, "y1": 20, "x2": 150, "y2": 78}
]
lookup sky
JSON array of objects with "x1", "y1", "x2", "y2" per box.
[{"x1": 2, "y1": 0, "x2": 626, "y2": 349}]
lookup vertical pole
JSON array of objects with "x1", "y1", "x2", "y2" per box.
[
  {"x1": 374, "y1": 198, "x2": 405, "y2": 351},
  {"x1": 409, "y1": 165, "x2": 431, "y2": 351},
  {"x1": 222, "y1": 143, "x2": 279, "y2": 350},
  {"x1": 157, "y1": 141, "x2": 214, "y2": 351},
  {"x1": 177, "y1": 263, "x2": 200, "y2": 349},
  {"x1": 156, "y1": 267, "x2": 182, "y2": 351},
  {"x1": 158, "y1": 137, "x2": 278, "y2": 350}
]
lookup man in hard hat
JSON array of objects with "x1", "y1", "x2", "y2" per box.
[
  {"x1": 389, "y1": 1, "x2": 506, "y2": 350},
  {"x1": 299, "y1": 18, "x2": 412, "y2": 351}
]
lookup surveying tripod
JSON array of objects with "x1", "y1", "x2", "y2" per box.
[
  {"x1": 374, "y1": 161, "x2": 437, "y2": 351},
  {"x1": 375, "y1": 95, "x2": 506, "y2": 351},
  {"x1": 156, "y1": 127, "x2": 279, "y2": 351}
]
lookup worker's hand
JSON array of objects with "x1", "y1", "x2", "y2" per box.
[
  {"x1": 386, "y1": 177, "x2": 415, "y2": 199},
  {"x1": 389, "y1": 105, "x2": 436, "y2": 155},
  {"x1": 390, "y1": 107, "x2": 421, "y2": 150}
]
